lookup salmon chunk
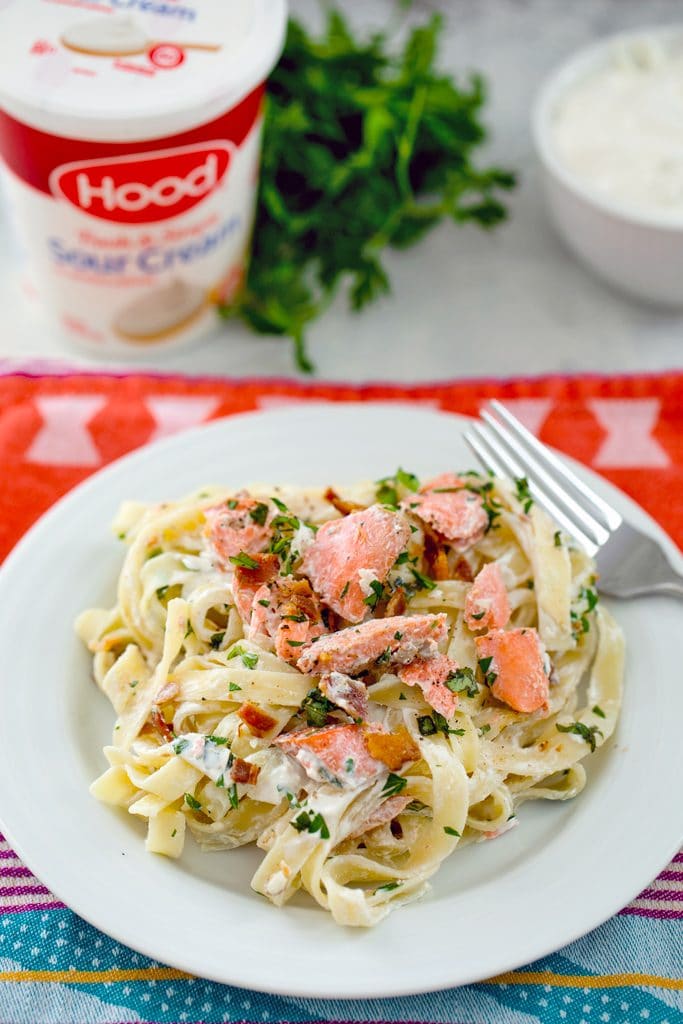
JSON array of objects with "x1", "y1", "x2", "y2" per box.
[
  {"x1": 231, "y1": 553, "x2": 279, "y2": 622},
  {"x1": 301, "y1": 506, "x2": 410, "y2": 623},
  {"x1": 398, "y1": 653, "x2": 460, "y2": 718},
  {"x1": 319, "y1": 671, "x2": 369, "y2": 720},
  {"x1": 346, "y1": 794, "x2": 411, "y2": 840},
  {"x1": 275, "y1": 724, "x2": 385, "y2": 788},
  {"x1": 404, "y1": 482, "x2": 487, "y2": 552},
  {"x1": 464, "y1": 562, "x2": 511, "y2": 631},
  {"x1": 296, "y1": 613, "x2": 448, "y2": 676},
  {"x1": 276, "y1": 723, "x2": 418, "y2": 789},
  {"x1": 475, "y1": 628, "x2": 550, "y2": 713},
  {"x1": 206, "y1": 493, "x2": 272, "y2": 566}
]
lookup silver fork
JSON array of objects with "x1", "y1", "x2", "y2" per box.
[{"x1": 464, "y1": 400, "x2": 683, "y2": 599}]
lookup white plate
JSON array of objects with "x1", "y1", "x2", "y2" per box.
[{"x1": 0, "y1": 404, "x2": 681, "y2": 999}]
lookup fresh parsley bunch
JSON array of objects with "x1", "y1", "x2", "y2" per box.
[{"x1": 225, "y1": 11, "x2": 516, "y2": 371}]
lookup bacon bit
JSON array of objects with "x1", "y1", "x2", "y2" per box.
[
  {"x1": 365, "y1": 726, "x2": 420, "y2": 770},
  {"x1": 383, "y1": 586, "x2": 407, "y2": 617},
  {"x1": 155, "y1": 681, "x2": 179, "y2": 704},
  {"x1": 453, "y1": 556, "x2": 474, "y2": 582},
  {"x1": 323, "y1": 487, "x2": 366, "y2": 516},
  {"x1": 149, "y1": 708, "x2": 174, "y2": 743},
  {"x1": 423, "y1": 527, "x2": 450, "y2": 581},
  {"x1": 238, "y1": 702, "x2": 278, "y2": 737},
  {"x1": 231, "y1": 758, "x2": 261, "y2": 785}
]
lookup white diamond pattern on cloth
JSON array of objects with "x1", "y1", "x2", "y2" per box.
[
  {"x1": 144, "y1": 397, "x2": 221, "y2": 443},
  {"x1": 589, "y1": 399, "x2": 669, "y2": 469},
  {"x1": 25, "y1": 396, "x2": 106, "y2": 467}
]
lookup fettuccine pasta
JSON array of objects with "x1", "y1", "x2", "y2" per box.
[{"x1": 77, "y1": 469, "x2": 624, "y2": 926}]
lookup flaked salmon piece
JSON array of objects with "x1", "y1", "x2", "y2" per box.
[
  {"x1": 296, "y1": 613, "x2": 448, "y2": 676},
  {"x1": 301, "y1": 505, "x2": 410, "y2": 623},
  {"x1": 398, "y1": 653, "x2": 459, "y2": 718},
  {"x1": 403, "y1": 486, "x2": 487, "y2": 552},
  {"x1": 275, "y1": 723, "x2": 418, "y2": 789},
  {"x1": 275, "y1": 724, "x2": 386, "y2": 788},
  {"x1": 475, "y1": 628, "x2": 550, "y2": 714},
  {"x1": 346, "y1": 794, "x2": 411, "y2": 841},
  {"x1": 464, "y1": 562, "x2": 511, "y2": 631},
  {"x1": 419, "y1": 472, "x2": 468, "y2": 493},
  {"x1": 246, "y1": 576, "x2": 327, "y2": 665},
  {"x1": 319, "y1": 671, "x2": 369, "y2": 720},
  {"x1": 205, "y1": 493, "x2": 272, "y2": 566},
  {"x1": 231, "y1": 553, "x2": 279, "y2": 622}
]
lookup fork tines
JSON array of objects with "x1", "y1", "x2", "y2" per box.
[{"x1": 464, "y1": 400, "x2": 622, "y2": 557}]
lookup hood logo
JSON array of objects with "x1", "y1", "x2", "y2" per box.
[{"x1": 49, "y1": 142, "x2": 232, "y2": 224}]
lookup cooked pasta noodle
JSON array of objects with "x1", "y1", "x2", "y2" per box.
[{"x1": 77, "y1": 471, "x2": 624, "y2": 926}]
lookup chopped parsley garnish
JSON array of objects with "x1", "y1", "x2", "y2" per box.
[
  {"x1": 382, "y1": 773, "x2": 407, "y2": 797},
  {"x1": 241, "y1": 651, "x2": 259, "y2": 669},
  {"x1": 553, "y1": 530, "x2": 562, "y2": 547},
  {"x1": 227, "y1": 783, "x2": 240, "y2": 810},
  {"x1": 268, "y1": 512, "x2": 304, "y2": 575},
  {"x1": 445, "y1": 667, "x2": 479, "y2": 698},
  {"x1": 375, "y1": 881, "x2": 401, "y2": 892},
  {"x1": 282, "y1": 613, "x2": 307, "y2": 622},
  {"x1": 286, "y1": 639, "x2": 305, "y2": 647},
  {"x1": 129, "y1": 679, "x2": 138, "y2": 689},
  {"x1": 592, "y1": 705, "x2": 606, "y2": 719},
  {"x1": 301, "y1": 688, "x2": 333, "y2": 727},
  {"x1": 470, "y1": 610, "x2": 486, "y2": 621},
  {"x1": 418, "y1": 712, "x2": 465, "y2": 738},
  {"x1": 394, "y1": 631, "x2": 403, "y2": 640},
  {"x1": 406, "y1": 799, "x2": 428, "y2": 812},
  {"x1": 479, "y1": 724, "x2": 491, "y2": 735},
  {"x1": 146, "y1": 547, "x2": 162, "y2": 560},
  {"x1": 227, "y1": 498, "x2": 239, "y2": 509},
  {"x1": 206, "y1": 734, "x2": 229, "y2": 745},
  {"x1": 477, "y1": 656, "x2": 498, "y2": 687},
  {"x1": 229, "y1": 682, "x2": 242, "y2": 692},
  {"x1": 291, "y1": 810, "x2": 330, "y2": 839},
  {"x1": 571, "y1": 586, "x2": 599, "y2": 636},
  {"x1": 345, "y1": 757, "x2": 355, "y2": 773},
  {"x1": 270, "y1": 496, "x2": 288, "y2": 512},
  {"x1": 556, "y1": 721, "x2": 603, "y2": 753},
  {"x1": 525, "y1": 579, "x2": 535, "y2": 590},
  {"x1": 184, "y1": 793, "x2": 202, "y2": 811},
  {"x1": 396, "y1": 468, "x2": 420, "y2": 492},
  {"x1": 248, "y1": 502, "x2": 269, "y2": 526},
  {"x1": 155, "y1": 585, "x2": 169, "y2": 600},
  {"x1": 229, "y1": 551, "x2": 259, "y2": 569},
  {"x1": 363, "y1": 579, "x2": 384, "y2": 609},
  {"x1": 216, "y1": 774, "x2": 225, "y2": 788},
  {"x1": 410, "y1": 567, "x2": 437, "y2": 591},
  {"x1": 258, "y1": 598, "x2": 271, "y2": 608},
  {"x1": 395, "y1": 551, "x2": 411, "y2": 566},
  {"x1": 398, "y1": 691, "x2": 407, "y2": 701},
  {"x1": 443, "y1": 826, "x2": 461, "y2": 837},
  {"x1": 375, "y1": 478, "x2": 398, "y2": 507},
  {"x1": 173, "y1": 738, "x2": 189, "y2": 755},
  {"x1": 339, "y1": 580, "x2": 350, "y2": 600},
  {"x1": 210, "y1": 632, "x2": 225, "y2": 649},
  {"x1": 171, "y1": 828, "x2": 177, "y2": 838},
  {"x1": 514, "y1": 476, "x2": 534, "y2": 514}
]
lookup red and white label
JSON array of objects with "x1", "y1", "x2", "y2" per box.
[{"x1": 48, "y1": 142, "x2": 233, "y2": 224}]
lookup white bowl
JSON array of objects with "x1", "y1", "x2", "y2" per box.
[{"x1": 532, "y1": 25, "x2": 683, "y2": 307}]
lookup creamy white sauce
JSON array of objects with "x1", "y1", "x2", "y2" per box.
[
  {"x1": 357, "y1": 567, "x2": 379, "y2": 597},
  {"x1": 553, "y1": 38, "x2": 683, "y2": 213}
]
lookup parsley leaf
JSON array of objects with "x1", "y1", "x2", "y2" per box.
[
  {"x1": 291, "y1": 809, "x2": 330, "y2": 839},
  {"x1": 229, "y1": 551, "x2": 259, "y2": 570},
  {"x1": 222, "y1": 11, "x2": 515, "y2": 371},
  {"x1": 445, "y1": 667, "x2": 479, "y2": 698},
  {"x1": 556, "y1": 721, "x2": 603, "y2": 753},
  {"x1": 382, "y1": 773, "x2": 407, "y2": 797},
  {"x1": 184, "y1": 793, "x2": 202, "y2": 811},
  {"x1": 301, "y1": 688, "x2": 333, "y2": 727}
]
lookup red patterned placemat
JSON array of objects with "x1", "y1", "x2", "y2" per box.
[{"x1": 0, "y1": 369, "x2": 680, "y2": 562}]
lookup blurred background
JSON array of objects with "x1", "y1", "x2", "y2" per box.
[{"x1": 0, "y1": 0, "x2": 682, "y2": 381}]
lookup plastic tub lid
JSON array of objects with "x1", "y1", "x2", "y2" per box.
[{"x1": 0, "y1": 0, "x2": 287, "y2": 142}]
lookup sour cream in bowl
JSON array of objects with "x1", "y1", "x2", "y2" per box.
[{"x1": 533, "y1": 26, "x2": 683, "y2": 306}]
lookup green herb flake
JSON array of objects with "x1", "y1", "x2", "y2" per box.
[
  {"x1": 345, "y1": 757, "x2": 355, "y2": 773},
  {"x1": 257, "y1": 598, "x2": 271, "y2": 607},
  {"x1": 382, "y1": 773, "x2": 407, "y2": 798},
  {"x1": 375, "y1": 881, "x2": 401, "y2": 893},
  {"x1": 184, "y1": 792, "x2": 202, "y2": 811},
  {"x1": 363, "y1": 579, "x2": 384, "y2": 609},
  {"x1": 227, "y1": 783, "x2": 240, "y2": 810},
  {"x1": 445, "y1": 667, "x2": 479, "y2": 698},
  {"x1": 206, "y1": 734, "x2": 229, "y2": 746},
  {"x1": 553, "y1": 530, "x2": 562, "y2": 547},
  {"x1": 229, "y1": 551, "x2": 260, "y2": 570},
  {"x1": 301, "y1": 688, "x2": 333, "y2": 728},
  {"x1": 229, "y1": 681, "x2": 242, "y2": 693},
  {"x1": 592, "y1": 705, "x2": 606, "y2": 719},
  {"x1": 210, "y1": 632, "x2": 225, "y2": 650},
  {"x1": 556, "y1": 721, "x2": 603, "y2": 753},
  {"x1": 241, "y1": 651, "x2": 259, "y2": 669},
  {"x1": 291, "y1": 809, "x2": 330, "y2": 839},
  {"x1": 396, "y1": 467, "x2": 420, "y2": 492},
  {"x1": 479, "y1": 724, "x2": 491, "y2": 735},
  {"x1": 249, "y1": 502, "x2": 269, "y2": 526},
  {"x1": 155, "y1": 585, "x2": 169, "y2": 600},
  {"x1": 339, "y1": 580, "x2": 350, "y2": 600},
  {"x1": 443, "y1": 826, "x2": 461, "y2": 837},
  {"x1": 410, "y1": 567, "x2": 437, "y2": 591},
  {"x1": 129, "y1": 679, "x2": 139, "y2": 689},
  {"x1": 270, "y1": 496, "x2": 288, "y2": 512},
  {"x1": 173, "y1": 738, "x2": 189, "y2": 755}
]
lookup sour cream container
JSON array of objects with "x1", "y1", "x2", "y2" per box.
[{"x1": 0, "y1": 0, "x2": 286, "y2": 353}]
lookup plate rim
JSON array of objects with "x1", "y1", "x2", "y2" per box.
[{"x1": 0, "y1": 402, "x2": 681, "y2": 999}]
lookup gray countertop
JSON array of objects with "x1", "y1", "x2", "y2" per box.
[{"x1": 1, "y1": 0, "x2": 681, "y2": 380}]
